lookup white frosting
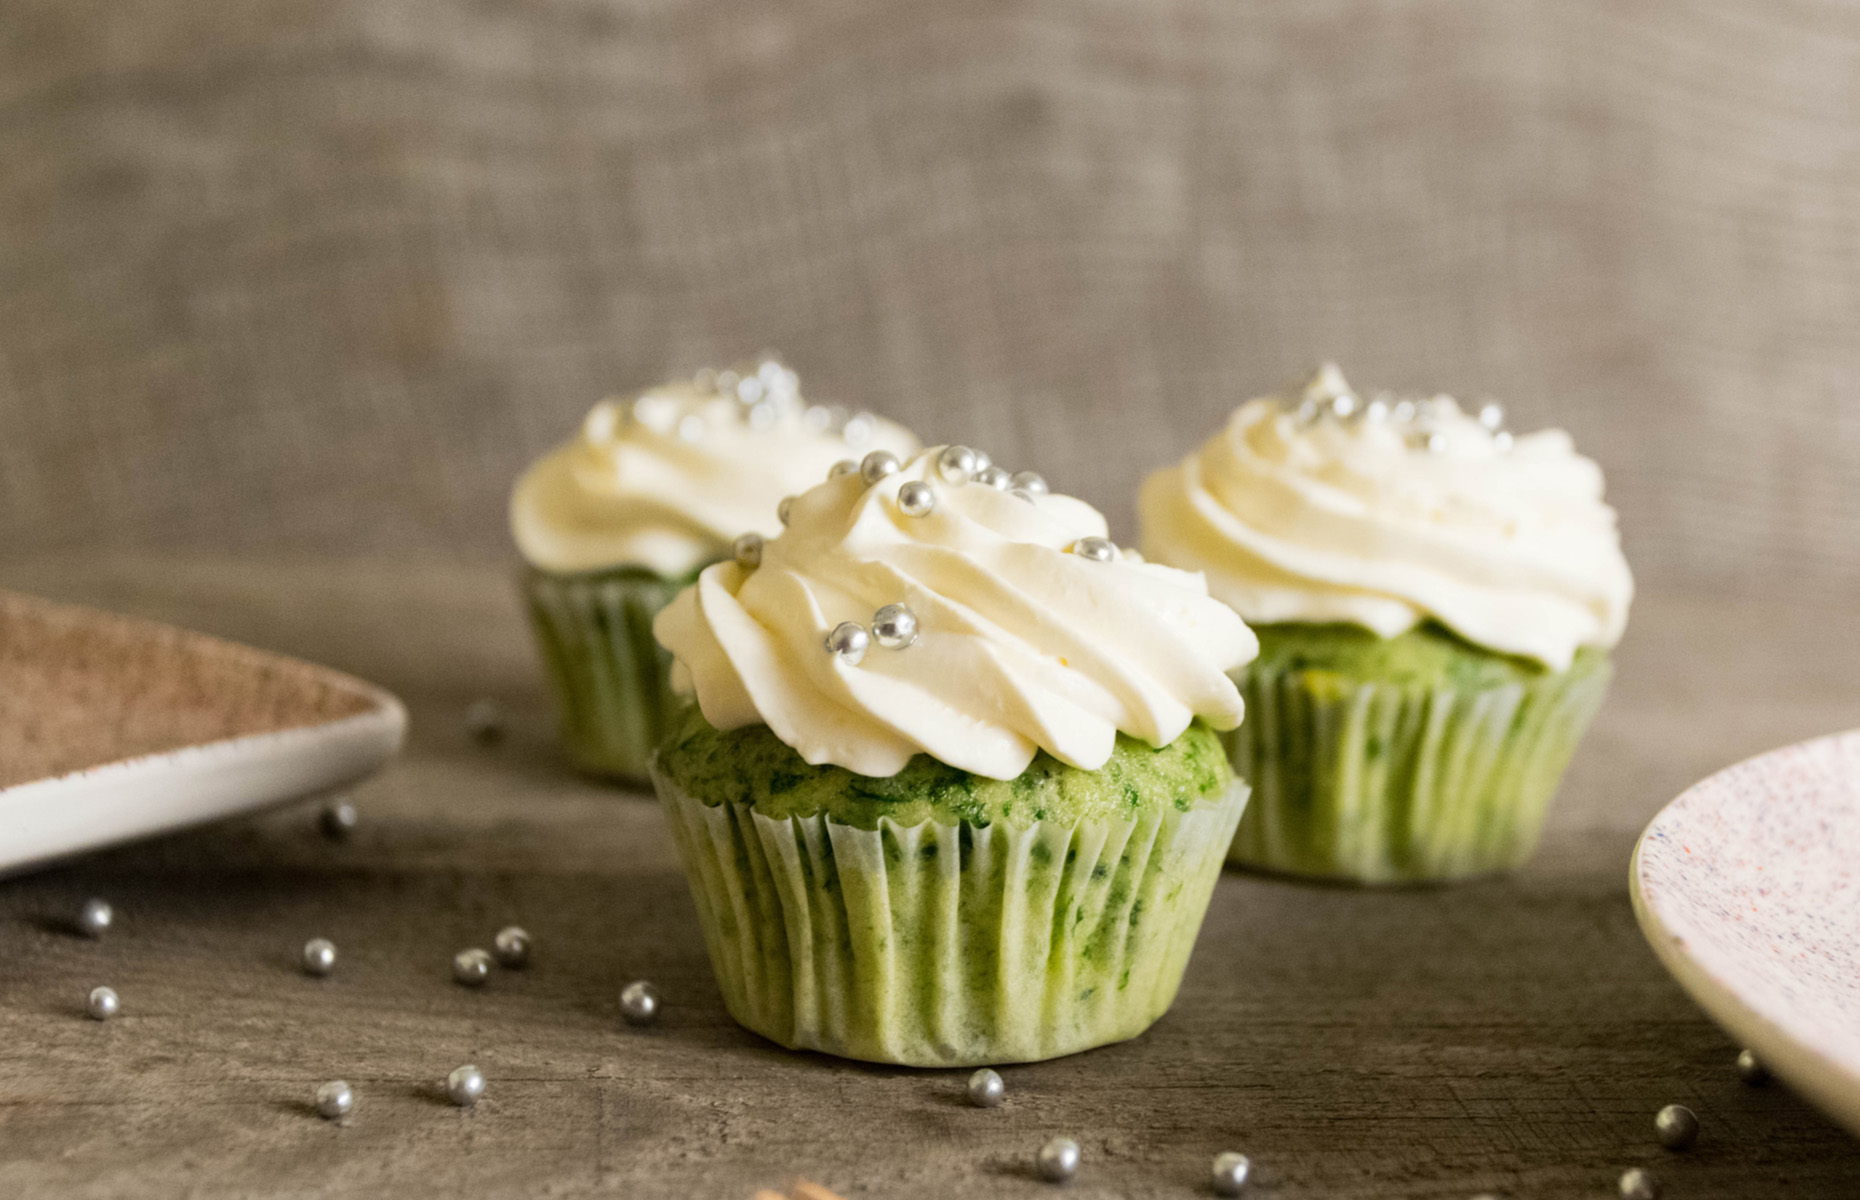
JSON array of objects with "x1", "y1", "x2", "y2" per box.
[
  {"x1": 511, "y1": 364, "x2": 918, "y2": 576},
  {"x1": 654, "y1": 448, "x2": 1256, "y2": 780},
  {"x1": 1138, "y1": 365, "x2": 1633, "y2": 670}
]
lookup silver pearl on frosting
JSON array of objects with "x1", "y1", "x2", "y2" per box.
[
  {"x1": 842, "y1": 412, "x2": 877, "y2": 447},
  {"x1": 938, "y1": 445, "x2": 978, "y2": 485},
  {"x1": 897, "y1": 480, "x2": 936, "y2": 518},
  {"x1": 301, "y1": 937, "x2": 337, "y2": 977},
  {"x1": 745, "y1": 400, "x2": 779, "y2": 431},
  {"x1": 1036, "y1": 1137, "x2": 1080, "y2": 1184},
  {"x1": 452, "y1": 948, "x2": 493, "y2": 987},
  {"x1": 777, "y1": 496, "x2": 795, "y2": 526},
  {"x1": 828, "y1": 458, "x2": 858, "y2": 480},
  {"x1": 77, "y1": 898, "x2": 113, "y2": 939},
  {"x1": 825, "y1": 621, "x2": 870, "y2": 666},
  {"x1": 1328, "y1": 392, "x2": 1358, "y2": 419},
  {"x1": 318, "y1": 800, "x2": 358, "y2": 841},
  {"x1": 859, "y1": 450, "x2": 901, "y2": 485},
  {"x1": 1362, "y1": 396, "x2": 1391, "y2": 423},
  {"x1": 975, "y1": 465, "x2": 1011, "y2": 490},
  {"x1": 715, "y1": 369, "x2": 742, "y2": 395},
  {"x1": 1736, "y1": 1048, "x2": 1769, "y2": 1085},
  {"x1": 733, "y1": 532, "x2": 764, "y2": 570},
  {"x1": 735, "y1": 374, "x2": 766, "y2": 405},
  {"x1": 1010, "y1": 471, "x2": 1048, "y2": 496},
  {"x1": 493, "y1": 926, "x2": 531, "y2": 969},
  {"x1": 1211, "y1": 1151, "x2": 1252, "y2": 1195},
  {"x1": 676, "y1": 413, "x2": 705, "y2": 443},
  {"x1": 445, "y1": 1064, "x2": 485, "y2": 1108},
  {"x1": 1654, "y1": 1104, "x2": 1698, "y2": 1151},
  {"x1": 315, "y1": 1080, "x2": 354, "y2": 1121},
  {"x1": 1493, "y1": 430, "x2": 1514, "y2": 452},
  {"x1": 620, "y1": 980, "x2": 660, "y2": 1025},
  {"x1": 1072, "y1": 536, "x2": 1118, "y2": 563},
  {"x1": 1618, "y1": 1166, "x2": 1660, "y2": 1200},
  {"x1": 86, "y1": 985, "x2": 119, "y2": 1020},
  {"x1": 1477, "y1": 401, "x2": 1505, "y2": 432},
  {"x1": 970, "y1": 449, "x2": 993, "y2": 473},
  {"x1": 1392, "y1": 398, "x2": 1418, "y2": 424},
  {"x1": 872, "y1": 604, "x2": 918, "y2": 650},
  {"x1": 966, "y1": 1068, "x2": 1005, "y2": 1107}
]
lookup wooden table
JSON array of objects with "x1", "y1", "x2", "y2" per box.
[{"x1": 3, "y1": 554, "x2": 1858, "y2": 1198}]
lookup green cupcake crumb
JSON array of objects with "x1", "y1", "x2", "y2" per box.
[
  {"x1": 1249, "y1": 620, "x2": 1606, "y2": 691},
  {"x1": 657, "y1": 708, "x2": 1233, "y2": 831}
]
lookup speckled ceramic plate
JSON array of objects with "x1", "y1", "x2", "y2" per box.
[
  {"x1": 0, "y1": 589, "x2": 406, "y2": 876},
  {"x1": 1631, "y1": 729, "x2": 1860, "y2": 1137}
]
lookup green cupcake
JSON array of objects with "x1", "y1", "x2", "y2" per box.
[
  {"x1": 652, "y1": 444, "x2": 1258, "y2": 1065},
  {"x1": 1139, "y1": 365, "x2": 1633, "y2": 884},
  {"x1": 508, "y1": 360, "x2": 916, "y2": 783}
]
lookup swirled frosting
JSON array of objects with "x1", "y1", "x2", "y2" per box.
[
  {"x1": 1138, "y1": 365, "x2": 1633, "y2": 670},
  {"x1": 653, "y1": 448, "x2": 1257, "y2": 780},
  {"x1": 511, "y1": 362, "x2": 918, "y2": 576}
]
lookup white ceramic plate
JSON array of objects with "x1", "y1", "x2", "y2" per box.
[
  {"x1": 0, "y1": 589, "x2": 406, "y2": 875},
  {"x1": 1631, "y1": 728, "x2": 1860, "y2": 1137}
]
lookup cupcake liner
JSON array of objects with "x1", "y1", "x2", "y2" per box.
[
  {"x1": 1224, "y1": 654, "x2": 1612, "y2": 884},
  {"x1": 521, "y1": 565, "x2": 699, "y2": 784},
  {"x1": 651, "y1": 764, "x2": 1248, "y2": 1067}
]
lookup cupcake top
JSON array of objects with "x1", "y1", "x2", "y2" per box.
[
  {"x1": 1138, "y1": 364, "x2": 1633, "y2": 670},
  {"x1": 653, "y1": 446, "x2": 1257, "y2": 780},
  {"x1": 511, "y1": 360, "x2": 918, "y2": 577}
]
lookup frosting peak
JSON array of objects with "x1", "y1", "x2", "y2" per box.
[
  {"x1": 654, "y1": 447, "x2": 1257, "y2": 780},
  {"x1": 1139, "y1": 365, "x2": 1633, "y2": 669}
]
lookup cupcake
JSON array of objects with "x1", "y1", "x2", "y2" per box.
[
  {"x1": 1138, "y1": 365, "x2": 1632, "y2": 884},
  {"x1": 651, "y1": 445, "x2": 1258, "y2": 1066},
  {"x1": 511, "y1": 360, "x2": 916, "y2": 782}
]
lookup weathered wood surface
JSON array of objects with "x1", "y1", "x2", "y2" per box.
[{"x1": 0, "y1": 556, "x2": 1857, "y2": 1198}]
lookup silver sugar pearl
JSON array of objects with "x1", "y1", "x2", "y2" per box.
[
  {"x1": 301, "y1": 937, "x2": 337, "y2": 977},
  {"x1": 859, "y1": 449, "x2": 901, "y2": 484},
  {"x1": 453, "y1": 948, "x2": 493, "y2": 987},
  {"x1": 807, "y1": 404, "x2": 847, "y2": 434},
  {"x1": 676, "y1": 413, "x2": 705, "y2": 443},
  {"x1": 464, "y1": 698, "x2": 506, "y2": 745},
  {"x1": 1493, "y1": 430, "x2": 1514, "y2": 452},
  {"x1": 445, "y1": 1064, "x2": 485, "y2": 1108},
  {"x1": 825, "y1": 621, "x2": 870, "y2": 666},
  {"x1": 735, "y1": 374, "x2": 766, "y2": 404},
  {"x1": 1407, "y1": 429, "x2": 1447, "y2": 454},
  {"x1": 966, "y1": 1067, "x2": 1005, "y2": 1107},
  {"x1": 828, "y1": 458, "x2": 858, "y2": 480},
  {"x1": 1736, "y1": 1048, "x2": 1769, "y2": 1085},
  {"x1": 1618, "y1": 1166, "x2": 1660, "y2": 1200},
  {"x1": 745, "y1": 400, "x2": 779, "y2": 431},
  {"x1": 1328, "y1": 392, "x2": 1358, "y2": 419},
  {"x1": 1478, "y1": 401, "x2": 1505, "y2": 431},
  {"x1": 1036, "y1": 1137, "x2": 1080, "y2": 1184},
  {"x1": 1392, "y1": 399, "x2": 1418, "y2": 423},
  {"x1": 1211, "y1": 1151, "x2": 1252, "y2": 1195},
  {"x1": 733, "y1": 532, "x2": 764, "y2": 570},
  {"x1": 1072, "y1": 536, "x2": 1118, "y2": 563},
  {"x1": 897, "y1": 480, "x2": 936, "y2": 518},
  {"x1": 842, "y1": 412, "x2": 876, "y2": 447},
  {"x1": 872, "y1": 604, "x2": 919, "y2": 650},
  {"x1": 970, "y1": 449, "x2": 993, "y2": 472},
  {"x1": 318, "y1": 800, "x2": 358, "y2": 841},
  {"x1": 77, "y1": 897, "x2": 113, "y2": 939},
  {"x1": 1654, "y1": 1104, "x2": 1698, "y2": 1151},
  {"x1": 86, "y1": 985, "x2": 119, "y2": 1021},
  {"x1": 937, "y1": 445, "x2": 978, "y2": 485},
  {"x1": 315, "y1": 1080, "x2": 354, "y2": 1121},
  {"x1": 493, "y1": 926, "x2": 531, "y2": 969},
  {"x1": 715, "y1": 369, "x2": 741, "y2": 394},
  {"x1": 1362, "y1": 396, "x2": 1391, "y2": 423},
  {"x1": 1009, "y1": 471, "x2": 1048, "y2": 496},
  {"x1": 975, "y1": 465, "x2": 1011, "y2": 490},
  {"x1": 777, "y1": 495, "x2": 795, "y2": 526},
  {"x1": 620, "y1": 979, "x2": 660, "y2": 1025},
  {"x1": 1292, "y1": 398, "x2": 1322, "y2": 426}
]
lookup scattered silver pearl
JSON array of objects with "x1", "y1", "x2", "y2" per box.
[
  {"x1": 301, "y1": 937, "x2": 338, "y2": 977},
  {"x1": 1010, "y1": 471, "x2": 1048, "y2": 496},
  {"x1": 445, "y1": 1064, "x2": 485, "y2": 1108},
  {"x1": 1478, "y1": 401, "x2": 1506, "y2": 432},
  {"x1": 733, "y1": 532, "x2": 764, "y2": 570},
  {"x1": 620, "y1": 980, "x2": 660, "y2": 1026},
  {"x1": 77, "y1": 897, "x2": 113, "y2": 939},
  {"x1": 1362, "y1": 396, "x2": 1391, "y2": 423},
  {"x1": 735, "y1": 374, "x2": 766, "y2": 405},
  {"x1": 1036, "y1": 1137, "x2": 1080, "y2": 1184},
  {"x1": 1654, "y1": 1104, "x2": 1698, "y2": 1151},
  {"x1": 1072, "y1": 536, "x2": 1118, "y2": 563},
  {"x1": 975, "y1": 465, "x2": 1011, "y2": 490},
  {"x1": 970, "y1": 449, "x2": 993, "y2": 472},
  {"x1": 318, "y1": 800, "x2": 358, "y2": 841},
  {"x1": 1618, "y1": 1166, "x2": 1660, "y2": 1200},
  {"x1": 938, "y1": 445, "x2": 978, "y2": 485},
  {"x1": 86, "y1": 985, "x2": 119, "y2": 1020},
  {"x1": 897, "y1": 480, "x2": 936, "y2": 518},
  {"x1": 1328, "y1": 392, "x2": 1358, "y2": 419},
  {"x1": 1392, "y1": 399, "x2": 1418, "y2": 423},
  {"x1": 745, "y1": 400, "x2": 779, "y2": 431},
  {"x1": 315, "y1": 1080, "x2": 354, "y2": 1121},
  {"x1": 859, "y1": 449, "x2": 901, "y2": 484},
  {"x1": 842, "y1": 412, "x2": 876, "y2": 447},
  {"x1": 807, "y1": 404, "x2": 847, "y2": 435},
  {"x1": 966, "y1": 1068, "x2": 1005, "y2": 1108},
  {"x1": 825, "y1": 621, "x2": 870, "y2": 666},
  {"x1": 1493, "y1": 430, "x2": 1514, "y2": 452},
  {"x1": 1292, "y1": 398, "x2": 1322, "y2": 427},
  {"x1": 676, "y1": 413, "x2": 706, "y2": 443},
  {"x1": 452, "y1": 948, "x2": 493, "y2": 987},
  {"x1": 777, "y1": 496, "x2": 795, "y2": 526},
  {"x1": 828, "y1": 458, "x2": 858, "y2": 480},
  {"x1": 493, "y1": 926, "x2": 531, "y2": 969},
  {"x1": 1407, "y1": 429, "x2": 1447, "y2": 454},
  {"x1": 1736, "y1": 1048, "x2": 1769, "y2": 1085},
  {"x1": 464, "y1": 698, "x2": 507, "y2": 745},
  {"x1": 872, "y1": 604, "x2": 919, "y2": 650},
  {"x1": 1211, "y1": 1151, "x2": 1252, "y2": 1196}
]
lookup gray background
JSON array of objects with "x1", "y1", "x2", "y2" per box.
[{"x1": 5, "y1": 1, "x2": 1860, "y2": 599}]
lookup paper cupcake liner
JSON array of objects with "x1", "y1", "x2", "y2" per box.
[
  {"x1": 521, "y1": 566, "x2": 698, "y2": 784},
  {"x1": 1223, "y1": 655, "x2": 1611, "y2": 884},
  {"x1": 651, "y1": 764, "x2": 1248, "y2": 1067}
]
